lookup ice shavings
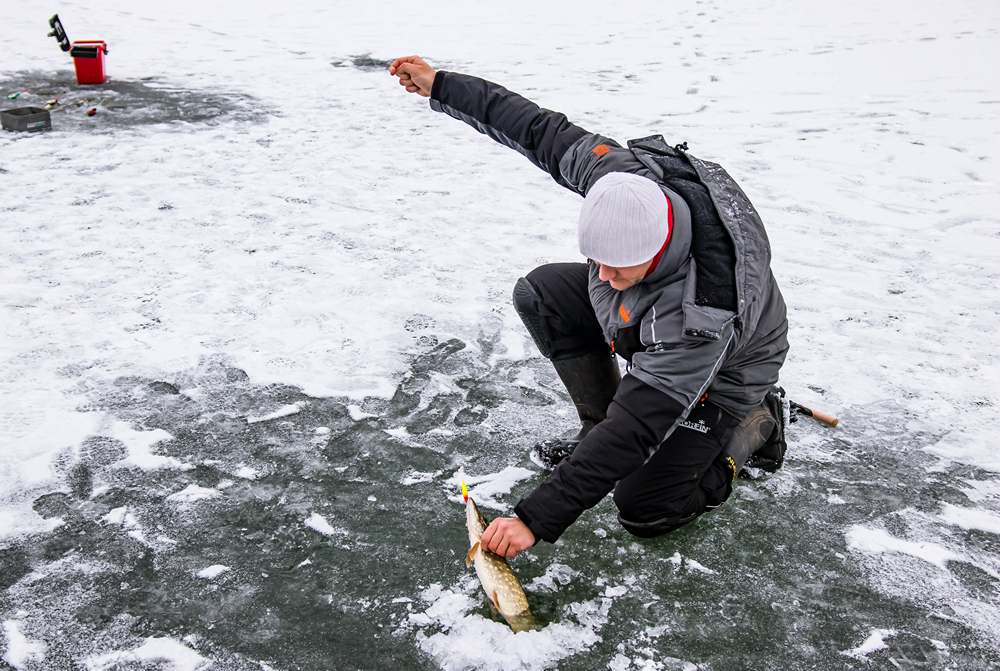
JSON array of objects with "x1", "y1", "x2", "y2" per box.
[
  {"x1": 196, "y1": 565, "x2": 230, "y2": 579},
  {"x1": 247, "y1": 401, "x2": 306, "y2": 424},
  {"x1": 940, "y1": 503, "x2": 1000, "y2": 535},
  {"x1": 959, "y1": 478, "x2": 1000, "y2": 504},
  {"x1": 304, "y1": 513, "x2": 344, "y2": 536},
  {"x1": 446, "y1": 467, "x2": 536, "y2": 511},
  {"x1": 110, "y1": 421, "x2": 185, "y2": 470},
  {"x1": 845, "y1": 525, "x2": 959, "y2": 570},
  {"x1": 608, "y1": 654, "x2": 630, "y2": 671},
  {"x1": 610, "y1": 652, "x2": 695, "y2": 671},
  {"x1": 846, "y1": 511, "x2": 1000, "y2": 640},
  {"x1": 84, "y1": 637, "x2": 210, "y2": 671},
  {"x1": 100, "y1": 506, "x2": 150, "y2": 545},
  {"x1": 841, "y1": 628, "x2": 896, "y2": 659},
  {"x1": 604, "y1": 585, "x2": 628, "y2": 598},
  {"x1": 923, "y1": 426, "x2": 1000, "y2": 473},
  {"x1": 347, "y1": 404, "x2": 376, "y2": 421},
  {"x1": 0, "y1": 506, "x2": 65, "y2": 542},
  {"x1": 525, "y1": 563, "x2": 579, "y2": 592},
  {"x1": 400, "y1": 470, "x2": 438, "y2": 485},
  {"x1": 2, "y1": 620, "x2": 47, "y2": 669},
  {"x1": 406, "y1": 582, "x2": 611, "y2": 671},
  {"x1": 233, "y1": 465, "x2": 260, "y2": 480},
  {"x1": 665, "y1": 552, "x2": 717, "y2": 575},
  {"x1": 102, "y1": 506, "x2": 129, "y2": 525},
  {"x1": 165, "y1": 485, "x2": 222, "y2": 506}
]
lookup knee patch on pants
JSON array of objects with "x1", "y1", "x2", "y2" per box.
[
  {"x1": 614, "y1": 453, "x2": 733, "y2": 539},
  {"x1": 617, "y1": 510, "x2": 701, "y2": 538},
  {"x1": 512, "y1": 276, "x2": 554, "y2": 359}
]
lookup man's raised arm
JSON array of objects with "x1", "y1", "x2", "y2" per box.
[{"x1": 389, "y1": 55, "x2": 617, "y2": 195}]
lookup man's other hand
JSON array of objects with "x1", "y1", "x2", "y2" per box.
[
  {"x1": 388, "y1": 55, "x2": 436, "y2": 97},
  {"x1": 481, "y1": 516, "x2": 535, "y2": 558}
]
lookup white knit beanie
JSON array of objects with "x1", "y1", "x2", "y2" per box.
[{"x1": 577, "y1": 172, "x2": 669, "y2": 267}]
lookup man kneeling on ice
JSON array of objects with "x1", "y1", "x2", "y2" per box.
[{"x1": 390, "y1": 56, "x2": 790, "y2": 557}]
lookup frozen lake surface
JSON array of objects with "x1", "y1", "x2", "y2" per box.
[{"x1": 2, "y1": 0, "x2": 998, "y2": 669}]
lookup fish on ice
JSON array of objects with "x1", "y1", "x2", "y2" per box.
[{"x1": 462, "y1": 481, "x2": 537, "y2": 632}]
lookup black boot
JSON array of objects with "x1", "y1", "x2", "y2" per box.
[
  {"x1": 722, "y1": 388, "x2": 786, "y2": 479},
  {"x1": 530, "y1": 350, "x2": 621, "y2": 470},
  {"x1": 746, "y1": 387, "x2": 789, "y2": 473}
]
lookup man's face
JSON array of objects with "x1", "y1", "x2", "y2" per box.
[{"x1": 596, "y1": 258, "x2": 654, "y2": 291}]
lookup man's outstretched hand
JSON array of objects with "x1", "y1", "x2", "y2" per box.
[
  {"x1": 481, "y1": 516, "x2": 535, "y2": 559},
  {"x1": 388, "y1": 55, "x2": 437, "y2": 97}
]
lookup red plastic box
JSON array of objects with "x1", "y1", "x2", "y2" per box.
[{"x1": 70, "y1": 40, "x2": 108, "y2": 85}]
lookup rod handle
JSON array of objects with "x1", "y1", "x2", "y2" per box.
[{"x1": 808, "y1": 408, "x2": 839, "y2": 428}]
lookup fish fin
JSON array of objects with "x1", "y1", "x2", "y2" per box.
[
  {"x1": 508, "y1": 609, "x2": 539, "y2": 633},
  {"x1": 465, "y1": 542, "x2": 479, "y2": 568},
  {"x1": 490, "y1": 590, "x2": 500, "y2": 611}
]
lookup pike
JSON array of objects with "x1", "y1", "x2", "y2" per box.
[{"x1": 462, "y1": 481, "x2": 537, "y2": 632}]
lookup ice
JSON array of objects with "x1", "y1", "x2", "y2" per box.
[
  {"x1": 940, "y1": 503, "x2": 1000, "y2": 535},
  {"x1": 101, "y1": 506, "x2": 129, "y2": 525},
  {"x1": 524, "y1": 563, "x2": 579, "y2": 592},
  {"x1": 845, "y1": 525, "x2": 959, "y2": 571},
  {"x1": 195, "y1": 565, "x2": 230, "y2": 579},
  {"x1": 304, "y1": 513, "x2": 343, "y2": 536},
  {"x1": 247, "y1": 402, "x2": 306, "y2": 424},
  {"x1": 165, "y1": 485, "x2": 222, "y2": 505},
  {"x1": 665, "y1": 552, "x2": 717, "y2": 576},
  {"x1": 841, "y1": 628, "x2": 896, "y2": 660},
  {"x1": 400, "y1": 470, "x2": 438, "y2": 485},
  {"x1": 960, "y1": 478, "x2": 1000, "y2": 504},
  {"x1": 2, "y1": 620, "x2": 47, "y2": 669},
  {"x1": 604, "y1": 585, "x2": 628, "y2": 598},
  {"x1": 447, "y1": 467, "x2": 536, "y2": 511},
  {"x1": 233, "y1": 465, "x2": 260, "y2": 480},
  {"x1": 0, "y1": 505, "x2": 65, "y2": 541},
  {"x1": 1, "y1": 0, "x2": 999, "y2": 667},
  {"x1": 84, "y1": 637, "x2": 209, "y2": 671},
  {"x1": 408, "y1": 583, "x2": 611, "y2": 671},
  {"x1": 110, "y1": 421, "x2": 185, "y2": 471},
  {"x1": 101, "y1": 507, "x2": 150, "y2": 545},
  {"x1": 347, "y1": 405, "x2": 376, "y2": 421}
]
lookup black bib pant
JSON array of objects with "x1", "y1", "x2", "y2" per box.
[{"x1": 520, "y1": 262, "x2": 740, "y2": 537}]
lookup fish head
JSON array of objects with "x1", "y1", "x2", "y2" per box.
[{"x1": 465, "y1": 495, "x2": 488, "y2": 542}]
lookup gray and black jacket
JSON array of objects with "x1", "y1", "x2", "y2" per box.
[{"x1": 430, "y1": 71, "x2": 789, "y2": 543}]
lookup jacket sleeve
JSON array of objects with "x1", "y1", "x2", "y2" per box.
[
  {"x1": 514, "y1": 374, "x2": 686, "y2": 543},
  {"x1": 429, "y1": 70, "x2": 620, "y2": 196}
]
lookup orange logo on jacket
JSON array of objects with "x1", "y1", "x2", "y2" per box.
[
  {"x1": 592, "y1": 144, "x2": 610, "y2": 158},
  {"x1": 618, "y1": 304, "x2": 631, "y2": 323}
]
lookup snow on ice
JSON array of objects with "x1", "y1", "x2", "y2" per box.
[{"x1": 1, "y1": 0, "x2": 998, "y2": 668}]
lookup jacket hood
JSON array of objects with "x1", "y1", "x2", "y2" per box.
[{"x1": 641, "y1": 185, "x2": 691, "y2": 286}]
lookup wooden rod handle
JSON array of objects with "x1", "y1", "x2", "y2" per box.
[{"x1": 808, "y1": 408, "x2": 840, "y2": 428}]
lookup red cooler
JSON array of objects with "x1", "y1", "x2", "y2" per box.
[{"x1": 70, "y1": 40, "x2": 108, "y2": 85}]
